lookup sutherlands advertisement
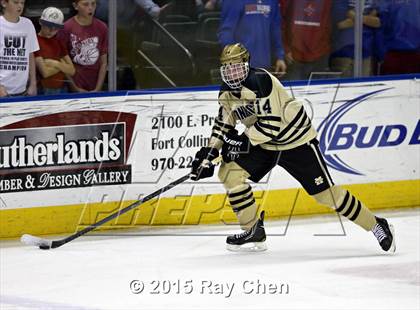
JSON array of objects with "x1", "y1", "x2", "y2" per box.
[{"x1": 0, "y1": 111, "x2": 136, "y2": 193}]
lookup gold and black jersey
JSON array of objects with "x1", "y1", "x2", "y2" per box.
[{"x1": 209, "y1": 68, "x2": 317, "y2": 151}]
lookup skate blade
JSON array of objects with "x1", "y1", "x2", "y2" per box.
[
  {"x1": 388, "y1": 224, "x2": 396, "y2": 253},
  {"x1": 226, "y1": 242, "x2": 267, "y2": 252}
]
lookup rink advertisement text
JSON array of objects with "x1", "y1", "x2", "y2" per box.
[
  {"x1": 129, "y1": 279, "x2": 290, "y2": 297},
  {"x1": 0, "y1": 115, "x2": 134, "y2": 193},
  {"x1": 0, "y1": 76, "x2": 419, "y2": 214},
  {"x1": 0, "y1": 166, "x2": 131, "y2": 193},
  {"x1": 150, "y1": 113, "x2": 214, "y2": 171},
  {"x1": 150, "y1": 114, "x2": 214, "y2": 152}
]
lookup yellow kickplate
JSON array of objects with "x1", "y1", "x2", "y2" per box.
[{"x1": 1, "y1": 179, "x2": 419, "y2": 238}]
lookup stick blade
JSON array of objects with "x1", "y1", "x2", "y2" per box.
[{"x1": 21, "y1": 234, "x2": 52, "y2": 250}]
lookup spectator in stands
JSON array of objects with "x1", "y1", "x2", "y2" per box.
[
  {"x1": 330, "y1": 0, "x2": 381, "y2": 77},
  {"x1": 95, "y1": 0, "x2": 172, "y2": 89},
  {"x1": 218, "y1": 0, "x2": 286, "y2": 76},
  {"x1": 139, "y1": 0, "x2": 172, "y2": 19},
  {"x1": 280, "y1": 0, "x2": 333, "y2": 81},
  {"x1": 59, "y1": 0, "x2": 108, "y2": 92},
  {"x1": 0, "y1": 84, "x2": 7, "y2": 96},
  {"x1": 96, "y1": 0, "x2": 172, "y2": 22},
  {"x1": 378, "y1": 0, "x2": 420, "y2": 75},
  {"x1": 0, "y1": 0, "x2": 39, "y2": 97},
  {"x1": 196, "y1": 0, "x2": 222, "y2": 13},
  {"x1": 35, "y1": 7, "x2": 75, "y2": 95}
]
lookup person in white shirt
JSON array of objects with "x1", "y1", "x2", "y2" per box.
[{"x1": 0, "y1": 0, "x2": 39, "y2": 96}]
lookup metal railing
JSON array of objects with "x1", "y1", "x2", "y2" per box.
[{"x1": 136, "y1": 15, "x2": 197, "y2": 87}]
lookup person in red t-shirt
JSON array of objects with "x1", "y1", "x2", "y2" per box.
[
  {"x1": 35, "y1": 7, "x2": 75, "y2": 95},
  {"x1": 280, "y1": 0, "x2": 332, "y2": 81},
  {"x1": 59, "y1": 0, "x2": 108, "y2": 93}
]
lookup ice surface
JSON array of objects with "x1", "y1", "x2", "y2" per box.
[{"x1": 1, "y1": 209, "x2": 419, "y2": 310}]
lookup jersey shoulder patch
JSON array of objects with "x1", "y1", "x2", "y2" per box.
[
  {"x1": 219, "y1": 82, "x2": 242, "y2": 99},
  {"x1": 242, "y1": 68, "x2": 273, "y2": 98}
]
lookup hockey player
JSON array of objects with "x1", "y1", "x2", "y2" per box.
[{"x1": 190, "y1": 43, "x2": 396, "y2": 253}]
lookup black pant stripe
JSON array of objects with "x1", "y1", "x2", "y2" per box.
[
  {"x1": 306, "y1": 141, "x2": 334, "y2": 188},
  {"x1": 349, "y1": 200, "x2": 362, "y2": 221},
  {"x1": 232, "y1": 199, "x2": 255, "y2": 212},
  {"x1": 229, "y1": 192, "x2": 254, "y2": 205},
  {"x1": 311, "y1": 139, "x2": 335, "y2": 184},
  {"x1": 228, "y1": 186, "x2": 251, "y2": 198},
  {"x1": 336, "y1": 191, "x2": 350, "y2": 213},
  {"x1": 342, "y1": 195, "x2": 356, "y2": 217}
]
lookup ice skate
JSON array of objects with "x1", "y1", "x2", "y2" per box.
[
  {"x1": 372, "y1": 217, "x2": 396, "y2": 253},
  {"x1": 226, "y1": 211, "x2": 267, "y2": 252}
]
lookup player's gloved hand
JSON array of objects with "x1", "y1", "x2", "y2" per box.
[
  {"x1": 222, "y1": 130, "x2": 250, "y2": 163},
  {"x1": 190, "y1": 147, "x2": 219, "y2": 181}
]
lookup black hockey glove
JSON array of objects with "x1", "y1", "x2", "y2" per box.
[
  {"x1": 190, "y1": 147, "x2": 219, "y2": 181},
  {"x1": 222, "y1": 130, "x2": 250, "y2": 163}
]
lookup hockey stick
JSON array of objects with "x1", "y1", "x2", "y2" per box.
[{"x1": 21, "y1": 156, "x2": 222, "y2": 250}]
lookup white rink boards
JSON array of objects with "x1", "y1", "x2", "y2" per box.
[{"x1": 1, "y1": 75, "x2": 419, "y2": 237}]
